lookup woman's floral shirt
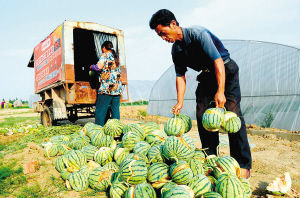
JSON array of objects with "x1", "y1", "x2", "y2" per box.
[{"x1": 97, "y1": 52, "x2": 122, "y2": 95}]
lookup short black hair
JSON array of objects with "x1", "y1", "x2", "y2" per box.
[{"x1": 149, "y1": 9, "x2": 179, "y2": 29}]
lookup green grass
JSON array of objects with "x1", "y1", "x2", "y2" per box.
[
  {"x1": 0, "y1": 116, "x2": 39, "y2": 128},
  {"x1": 0, "y1": 161, "x2": 27, "y2": 195},
  {"x1": 12, "y1": 106, "x2": 30, "y2": 109},
  {"x1": 121, "y1": 100, "x2": 149, "y2": 106},
  {"x1": 16, "y1": 183, "x2": 47, "y2": 198}
]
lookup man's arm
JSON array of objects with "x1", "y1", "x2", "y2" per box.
[
  {"x1": 173, "y1": 75, "x2": 186, "y2": 115},
  {"x1": 214, "y1": 57, "x2": 226, "y2": 108}
]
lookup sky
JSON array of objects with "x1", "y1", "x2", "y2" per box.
[{"x1": 0, "y1": 0, "x2": 299, "y2": 100}]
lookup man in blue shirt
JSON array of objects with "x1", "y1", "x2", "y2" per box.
[{"x1": 149, "y1": 9, "x2": 251, "y2": 179}]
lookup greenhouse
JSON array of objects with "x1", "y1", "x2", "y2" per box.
[{"x1": 148, "y1": 40, "x2": 300, "y2": 131}]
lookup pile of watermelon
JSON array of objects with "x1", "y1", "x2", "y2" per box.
[{"x1": 42, "y1": 115, "x2": 251, "y2": 197}]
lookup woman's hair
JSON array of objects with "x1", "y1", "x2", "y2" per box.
[
  {"x1": 101, "y1": 41, "x2": 119, "y2": 67},
  {"x1": 149, "y1": 9, "x2": 179, "y2": 30}
]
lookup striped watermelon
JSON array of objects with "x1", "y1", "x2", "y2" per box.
[
  {"x1": 215, "y1": 156, "x2": 241, "y2": 177},
  {"x1": 193, "y1": 150, "x2": 206, "y2": 163},
  {"x1": 82, "y1": 122, "x2": 96, "y2": 136},
  {"x1": 134, "y1": 141, "x2": 151, "y2": 156},
  {"x1": 57, "y1": 144, "x2": 71, "y2": 155},
  {"x1": 44, "y1": 143, "x2": 58, "y2": 158},
  {"x1": 90, "y1": 129, "x2": 105, "y2": 147},
  {"x1": 79, "y1": 164, "x2": 90, "y2": 178},
  {"x1": 55, "y1": 155, "x2": 67, "y2": 172},
  {"x1": 86, "y1": 125, "x2": 103, "y2": 138},
  {"x1": 188, "y1": 174, "x2": 212, "y2": 197},
  {"x1": 122, "y1": 131, "x2": 141, "y2": 151},
  {"x1": 123, "y1": 153, "x2": 149, "y2": 165},
  {"x1": 138, "y1": 122, "x2": 160, "y2": 136},
  {"x1": 213, "y1": 167, "x2": 226, "y2": 180},
  {"x1": 87, "y1": 160, "x2": 101, "y2": 172},
  {"x1": 216, "y1": 173, "x2": 245, "y2": 198},
  {"x1": 60, "y1": 169, "x2": 70, "y2": 180},
  {"x1": 104, "y1": 119, "x2": 124, "y2": 137},
  {"x1": 161, "y1": 182, "x2": 177, "y2": 194},
  {"x1": 103, "y1": 162, "x2": 119, "y2": 172},
  {"x1": 66, "y1": 171, "x2": 89, "y2": 192},
  {"x1": 147, "y1": 162, "x2": 170, "y2": 188},
  {"x1": 146, "y1": 129, "x2": 167, "y2": 145},
  {"x1": 123, "y1": 123, "x2": 145, "y2": 140},
  {"x1": 177, "y1": 114, "x2": 192, "y2": 133},
  {"x1": 125, "y1": 183, "x2": 156, "y2": 198},
  {"x1": 162, "y1": 135, "x2": 195, "y2": 162},
  {"x1": 94, "y1": 147, "x2": 113, "y2": 166},
  {"x1": 169, "y1": 160, "x2": 193, "y2": 185},
  {"x1": 119, "y1": 159, "x2": 147, "y2": 184},
  {"x1": 205, "y1": 155, "x2": 218, "y2": 167},
  {"x1": 110, "y1": 173, "x2": 129, "y2": 198},
  {"x1": 203, "y1": 191, "x2": 223, "y2": 198},
  {"x1": 202, "y1": 108, "x2": 224, "y2": 132},
  {"x1": 89, "y1": 166, "x2": 114, "y2": 191},
  {"x1": 223, "y1": 117, "x2": 241, "y2": 133},
  {"x1": 81, "y1": 145, "x2": 98, "y2": 160},
  {"x1": 98, "y1": 135, "x2": 117, "y2": 149},
  {"x1": 147, "y1": 144, "x2": 164, "y2": 164},
  {"x1": 114, "y1": 145, "x2": 130, "y2": 165},
  {"x1": 71, "y1": 139, "x2": 90, "y2": 150},
  {"x1": 65, "y1": 150, "x2": 87, "y2": 172},
  {"x1": 221, "y1": 111, "x2": 237, "y2": 128},
  {"x1": 162, "y1": 185, "x2": 194, "y2": 198},
  {"x1": 207, "y1": 175, "x2": 217, "y2": 191},
  {"x1": 164, "y1": 117, "x2": 185, "y2": 136},
  {"x1": 188, "y1": 159, "x2": 204, "y2": 176},
  {"x1": 241, "y1": 177, "x2": 251, "y2": 198}
]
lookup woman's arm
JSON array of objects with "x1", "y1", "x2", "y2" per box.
[{"x1": 90, "y1": 54, "x2": 106, "y2": 71}]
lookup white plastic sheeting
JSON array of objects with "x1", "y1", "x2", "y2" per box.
[{"x1": 148, "y1": 40, "x2": 300, "y2": 131}]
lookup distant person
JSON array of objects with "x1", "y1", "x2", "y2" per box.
[
  {"x1": 1, "y1": 100, "x2": 5, "y2": 109},
  {"x1": 149, "y1": 9, "x2": 252, "y2": 179},
  {"x1": 90, "y1": 41, "x2": 122, "y2": 126}
]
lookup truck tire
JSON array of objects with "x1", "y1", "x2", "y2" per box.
[
  {"x1": 41, "y1": 106, "x2": 56, "y2": 126},
  {"x1": 68, "y1": 114, "x2": 78, "y2": 123}
]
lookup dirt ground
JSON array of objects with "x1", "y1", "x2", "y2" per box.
[
  {"x1": 0, "y1": 108, "x2": 39, "y2": 122},
  {"x1": 0, "y1": 107, "x2": 299, "y2": 197}
]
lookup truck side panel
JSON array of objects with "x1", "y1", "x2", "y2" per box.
[{"x1": 34, "y1": 25, "x2": 63, "y2": 93}]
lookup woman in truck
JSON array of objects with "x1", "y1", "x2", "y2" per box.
[{"x1": 90, "y1": 41, "x2": 122, "y2": 126}]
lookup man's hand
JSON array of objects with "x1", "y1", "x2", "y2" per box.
[
  {"x1": 215, "y1": 90, "x2": 226, "y2": 108},
  {"x1": 172, "y1": 102, "x2": 183, "y2": 115}
]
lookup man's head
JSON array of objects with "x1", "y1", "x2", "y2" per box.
[{"x1": 149, "y1": 9, "x2": 182, "y2": 43}]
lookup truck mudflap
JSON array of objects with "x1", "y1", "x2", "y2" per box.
[{"x1": 52, "y1": 99, "x2": 68, "y2": 120}]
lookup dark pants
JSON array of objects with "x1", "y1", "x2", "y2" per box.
[
  {"x1": 196, "y1": 59, "x2": 252, "y2": 169},
  {"x1": 95, "y1": 94, "x2": 120, "y2": 126}
]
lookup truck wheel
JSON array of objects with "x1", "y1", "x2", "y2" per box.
[
  {"x1": 68, "y1": 114, "x2": 78, "y2": 123},
  {"x1": 41, "y1": 106, "x2": 56, "y2": 126}
]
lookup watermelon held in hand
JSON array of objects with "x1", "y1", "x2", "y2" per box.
[
  {"x1": 177, "y1": 114, "x2": 192, "y2": 133},
  {"x1": 223, "y1": 116, "x2": 241, "y2": 133},
  {"x1": 164, "y1": 117, "x2": 185, "y2": 136},
  {"x1": 202, "y1": 108, "x2": 224, "y2": 132}
]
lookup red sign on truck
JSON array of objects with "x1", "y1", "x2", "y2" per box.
[{"x1": 34, "y1": 25, "x2": 63, "y2": 92}]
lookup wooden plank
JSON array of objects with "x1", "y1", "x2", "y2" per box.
[{"x1": 74, "y1": 81, "x2": 97, "y2": 104}]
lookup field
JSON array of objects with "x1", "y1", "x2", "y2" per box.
[{"x1": 0, "y1": 106, "x2": 299, "y2": 198}]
